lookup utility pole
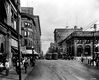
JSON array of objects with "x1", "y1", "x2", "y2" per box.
[
  {"x1": 17, "y1": 0, "x2": 21, "y2": 80},
  {"x1": 92, "y1": 24, "x2": 96, "y2": 61}
]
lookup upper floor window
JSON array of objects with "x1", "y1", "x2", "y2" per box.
[
  {"x1": 24, "y1": 22, "x2": 32, "y2": 28},
  {"x1": 85, "y1": 40, "x2": 91, "y2": 44},
  {"x1": 24, "y1": 31, "x2": 28, "y2": 37},
  {"x1": 77, "y1": 40, "x2": 83, "y2": 44}
]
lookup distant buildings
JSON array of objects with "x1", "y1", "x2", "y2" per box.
[
  {"x1": 54, "y1": 25, "x2": 99, "y2": 58},
  {"x1": 54, "y1": 26, "x2": 82, "y2": 43}
]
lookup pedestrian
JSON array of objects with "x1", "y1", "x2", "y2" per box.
[
  {"x1": 24, "y1": 59, "x2": 28, "y2": 73},
  {"x1": 16, "y1": 60, "x2": 20, "y2": 74},
  {"x1": 5, "y1": 59, "x2": 9, "y2": 76}
]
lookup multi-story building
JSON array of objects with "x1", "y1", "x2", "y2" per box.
[
  {"x1": 21, "y1": 7, "x2": 41, "y2": 57},
  {"x1": 54, "y1": 25, "x2": 99, "y2": 59},
  {"x1": 54, "y1": 26, "x2": 82, "y2": 54},
  {"x1": 65, "y1": 31, "x2": 99, "y2": 58},
  {"x1": 54, "y1": 26, "x2": 82, "y2": 43},
  {"x1": 33, "y1": 16, "x2": 41, "y2": 54},
  {"x1": 0, "y1": 0, "x2": 21, "y2": 67},
  {"x1": 21, "y1": 12, "x2": 35, "y2": 55}
]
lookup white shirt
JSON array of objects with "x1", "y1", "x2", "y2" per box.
[
  {"x1": 5, "y1": 62, "x2": 9, "y2": 68},
  {"x1": 0, "y1": 63, "x2": 4, "y2": 67}
]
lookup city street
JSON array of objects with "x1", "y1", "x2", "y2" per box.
[{"x1": 25, "y1": 60, "x2": 99, "y2": 80}]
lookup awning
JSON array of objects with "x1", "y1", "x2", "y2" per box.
[
  {"x1": 11, "y1": 46, "x2": 18, "y2": 54},
  {"x1": 22, "y1": 54, "x2": 35, "y2": 57}
]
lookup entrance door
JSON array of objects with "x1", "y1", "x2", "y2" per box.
[{"x1": 77, "y1": 45, "x2": 83, "y2": 56}]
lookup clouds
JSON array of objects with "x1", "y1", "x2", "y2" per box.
[{"x1": 21, "y1": 0, "x2": 99, "y2": 53}]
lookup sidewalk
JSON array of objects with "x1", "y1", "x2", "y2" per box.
[
  {"x1": 77, "y1": 58, "x2": 99, "y2": 70},
  {"x1": 0, "y1": 65, "x2": 33, "y2": 80}
]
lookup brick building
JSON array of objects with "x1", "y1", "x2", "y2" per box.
[
  {"x1": 64, "y1": 31, "x2": 99, "y2": 58},
  {"x1": 0, "y1": 0, "x2": 21, "y2": 67},
  {"x1": 54, "y1": 26, "x2": 99, "y2": 59},
  {"x1": 21, "y1": 13, "x2": 35, "y2": 55},
  {"x1": 54, "y1": 26, "x2": 82, "y2": 54},
  {"x1": 21, "y1": 7, "x2": 41, "y2": 56},
  {"x1": 33, "y1": 16, "x2": 41, "y2": 54}
]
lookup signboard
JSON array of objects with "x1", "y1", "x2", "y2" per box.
[
  {"x1": 21, "y1": 46, "x2": 26, "y2": 54},
  {"x1": 26, "y1": 50, "x2": 32, "y2": 54},
  {"x1": 11, "y1": 39, "x2": 18, "y2": 47},
  {"x1": 76, "y1": 32, "x2": 92, "y2": 37}
]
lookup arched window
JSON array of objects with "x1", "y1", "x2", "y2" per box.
[{"x1": 84, "y1": 45, "x2": 91, "y2": 56}]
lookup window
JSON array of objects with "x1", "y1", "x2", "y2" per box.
[
  {"x1": 24, "y1": 31, "x2": 28, "y2": 37},
  {"x1": 0, "y1": 43, "x2": 4, "y2": 53},
  {"x1": 24, "y1": 22, "x2": 32, "y2": 28},
  {"x1": 14, "y1": 20, "x2": 16, "y2": 30},
  {"x1": 24, "y1": 39, "x2": 27, "y2": 46}
]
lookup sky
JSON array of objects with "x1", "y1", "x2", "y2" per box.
[{"x1": 20, "y1": 0, "x2": 99, "y2": 54}]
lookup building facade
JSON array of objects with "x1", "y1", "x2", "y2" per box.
[
  {"x1": 58, "y1": 30, "x2": 99, "y2": 59},
  {"x1": 54, "y1": 26, "x2": 82, "y2": 55},
  {"x1": 0, "y1": 0, "x2": 21, "y2": 67},
  {"x1": 21, "y1": 7, "x2": 41, "y2": 57},
  {"x1": 65, "y1": 31, "x2": 99, "y2": 57},
  {"x1": 54, "y1": 26, "x2": 82, "y2": 43},
  {"x1": 33, "y1": 16, "x2": 41, "y2": 54},
  {"x1": 21, "y1": 13, "x2": 35, "y2": 55}
]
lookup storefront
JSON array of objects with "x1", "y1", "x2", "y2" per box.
[{"x1": 0, "y1": 34, "x2": 6, "y2": 62}]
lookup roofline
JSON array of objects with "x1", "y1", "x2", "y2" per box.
[
  {"x1": 21, "y1": 13, "x2": 36, "y2": 26},
  {"x1": 33, "y1": 15, "x2": 41, "y2": 36}
]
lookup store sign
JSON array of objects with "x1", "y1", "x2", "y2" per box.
[
  {"x1": 26, "y1": 50, "x2": 32, "y2": 54},
  {"x1": 76, "y1": 32, "x2": 93, "y2": 37},
  {"x1": 11, "y1": 39, "x2": 18, "y2": 47},
  {"x1": 20, "y1": 46, "x2": 26, "y2": 54}
]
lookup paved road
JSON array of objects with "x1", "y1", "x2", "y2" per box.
[{"x1": 25, "y1": 60, "x2": 99, "y2": 80}]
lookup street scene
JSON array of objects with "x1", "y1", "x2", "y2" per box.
[
  {"x1": 25, "y1": 60, "x2": 99, "y2": 80},
  {"x1": 1, "y1": 0, "x2": 99, "y2": 80}
]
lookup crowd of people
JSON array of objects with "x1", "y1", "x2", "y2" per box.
[
  {"x1": 14, "y1": 56, "x2": 35, "y2": 74},
  {"x1": 0, "y1": 56, "x2": 36, "y2": 76},
  {"x1": 0, "y1": 59, "x2": 9, "y2": 76}
]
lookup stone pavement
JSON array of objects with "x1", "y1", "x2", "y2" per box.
[{"x1": 0, "y1": 65, "x2": 33, "y2": 80}]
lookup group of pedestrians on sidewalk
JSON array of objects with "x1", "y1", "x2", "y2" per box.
[
  {"x1": 0, "y1": 59, "x2": 9, "y2": 76},
  {"x1": 22, "y1": 57, "x2": 35, "y2": 74}
]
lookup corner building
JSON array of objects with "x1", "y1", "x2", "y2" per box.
[{"x1": 0, "y1": 0, "x2": 21, "y2": 67}]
